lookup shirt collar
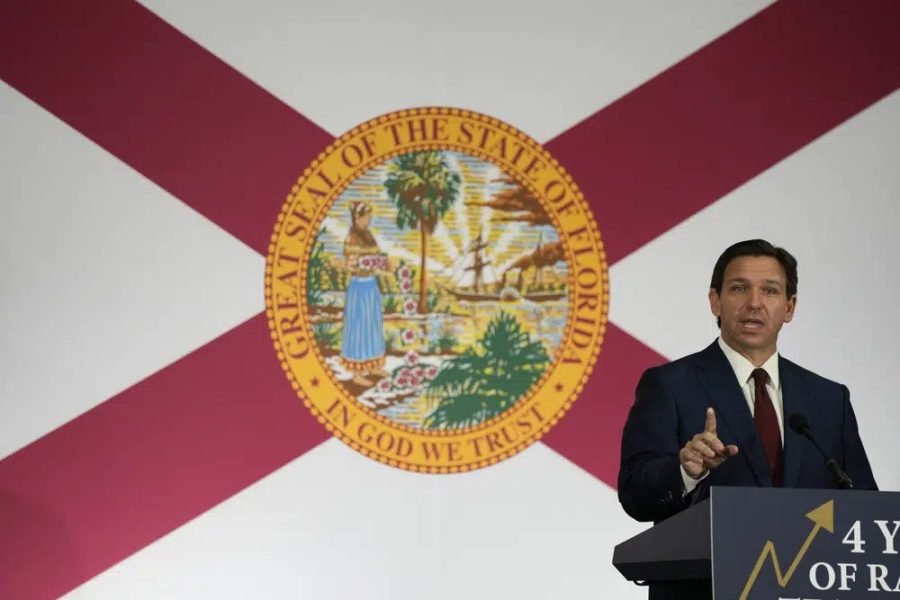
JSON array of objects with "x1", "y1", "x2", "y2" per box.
[{"x1": 717, "y1": 336, "x2": 781, "y2": 390}]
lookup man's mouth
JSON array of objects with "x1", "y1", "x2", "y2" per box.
[{"x1": 740, "y1": 318, "x2": 765, "y2": 329}]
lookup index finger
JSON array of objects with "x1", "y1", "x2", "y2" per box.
[{"x1": 705, "y1": 407, "x2": 717, "y2": 434}]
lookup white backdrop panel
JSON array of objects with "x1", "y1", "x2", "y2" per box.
[
  {"x1": 68, "y1": 441, "x2": 645, "y2": 600},
  {"x1": 138, "y1": 0, "x2": 770, "y2": 140},
  {"x1": 0, "y1": 83, "x2": 264, "y2": 459}
]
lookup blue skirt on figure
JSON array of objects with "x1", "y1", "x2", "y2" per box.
[{"x1": 341, "y1": 276, "x2": 385, "y2": 371}]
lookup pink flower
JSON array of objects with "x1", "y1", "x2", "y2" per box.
[
  {"x1": 409, "y1": 376, "x2": 420, "y2": 386},
  {"x1": 425, "y1": 366, "x2": 438, "y2": 378},
  {"x1": 393, "y1": 368, "x2": 409, "y2": 384},
  {"x1": 396, "y1": 375, "x2": 410, "y2": 388},
  {"x1": 377, "y1": 379, "x2": 392, "y2": 392},
  {"x1": 400, "y1": 278, "x2": 413, "y2": 292},
  {"x1": 401, "y1": 329, "x2": 417, "y2": 344},
  {"x1": 405, "y1": 351, "x2": 419, "y2": 366},
  {"x1": 398, "y1": 266, "x2": 412, "y2": 279},
  {"x1": 403, "y1": 298, "x2": 417, "y2": 315},
  {"x1": 359, "y1": 257, "x2": 372, "y2": 269}
]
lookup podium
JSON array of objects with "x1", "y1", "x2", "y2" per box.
[{"x1": 613, "y1": 486, "x2": 900, "y2": 599}]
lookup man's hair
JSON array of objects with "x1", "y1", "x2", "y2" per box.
[{"x1": 710, "y1": 239, "x2": 798, "y2": 327}]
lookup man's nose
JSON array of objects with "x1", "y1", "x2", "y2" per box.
[{"x1": 747, "y1": 288, "x2": 763, "y2": 308}]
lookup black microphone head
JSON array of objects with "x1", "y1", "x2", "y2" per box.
[{"x1": 788, "y1": 412, "x2": 809, "y2": 435}]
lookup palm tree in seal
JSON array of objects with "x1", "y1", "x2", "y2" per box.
[{"x1": 383, "y1": 151, "x2": 461, "y2": 313}]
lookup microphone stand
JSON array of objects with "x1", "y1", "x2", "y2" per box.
[{"x1": 792, "y1": 417, "x2": 854, "y2": 490}]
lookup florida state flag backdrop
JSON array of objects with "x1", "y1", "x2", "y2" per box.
[{"x1": 1, "y1": 1, "x2": 898, "y2": 598}]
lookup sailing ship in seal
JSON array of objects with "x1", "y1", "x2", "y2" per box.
[{"x1": 440, "y1": 229, "x2": 567, "y2": 303}]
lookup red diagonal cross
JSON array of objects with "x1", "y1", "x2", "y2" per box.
[{"x1": 2, "y1": 1, "x2": 898, "y2": 597}]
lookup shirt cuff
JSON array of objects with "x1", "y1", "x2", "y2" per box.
[{"x1": 680, "y1": 465, "x2": 709, "y2": 495}]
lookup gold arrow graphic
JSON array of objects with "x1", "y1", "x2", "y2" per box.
[{"x1": 738, "y1": 499, "x2": 834, "y2": 600}]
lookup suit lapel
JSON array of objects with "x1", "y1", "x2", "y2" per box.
[
  {"x1": 694, "y1": 341, "x2": 772, "y2": 486},
  {"x1": 780, "y1": 357, "x2": 810, "y2": 488}
]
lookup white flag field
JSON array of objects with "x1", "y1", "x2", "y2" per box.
[{"x1": 1, "y1": 1, "x2": 898, "y2": 598}]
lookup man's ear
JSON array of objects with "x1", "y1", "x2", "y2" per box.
[
  {"x1": 784, "y1": 295, "x2": 797, "y2": 323},
  {"x1": 708, "y1": 288, "x2": 721, "y2": 318}
]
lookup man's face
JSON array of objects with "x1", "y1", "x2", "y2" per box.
[{"x1": 708, "y1": 255, "x2": 796, "y2": 360}]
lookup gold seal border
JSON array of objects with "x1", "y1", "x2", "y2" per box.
[{"x1": 264, "y1": 107, "x2": 609, "y2": 472}]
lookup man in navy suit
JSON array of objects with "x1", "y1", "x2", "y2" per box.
[{"x1": 617, "y1": 239, "x2": 877, "y2": 599}]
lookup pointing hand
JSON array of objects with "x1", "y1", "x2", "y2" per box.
[{"x1": 679, "y1": 407, "x2": 739, "y2": 479}]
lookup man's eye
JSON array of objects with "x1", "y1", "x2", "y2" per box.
[
  {"x1": 731, "y1": 285, "x2": 745, "y2": 293},
  {"x1": 764, "y1": 287, "x2": 778, "y2": 295}
]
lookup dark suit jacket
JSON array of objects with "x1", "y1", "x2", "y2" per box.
[{"x1": 617, "y1": 341, "x2": 877, "y2": 599}]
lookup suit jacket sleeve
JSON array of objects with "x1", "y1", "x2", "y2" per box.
[
  {"x1": 618, "y1": 368, "x2": 691, "y2": 522},
  {"x1": 840, "y1": 384, "x2": 878, "y2": 491}
]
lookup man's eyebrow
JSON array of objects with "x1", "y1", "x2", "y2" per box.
[{"x1": 723, "y1": 277, "x2": 785, "y2": 287}]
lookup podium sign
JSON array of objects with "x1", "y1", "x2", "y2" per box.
[{"x1": 711, "y1": 487, "x2": 900, "y2": 599}]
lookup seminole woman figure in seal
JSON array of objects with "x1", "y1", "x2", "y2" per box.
[{"x1": 341, "y1": 201, "x2": 390, "y2": 387}]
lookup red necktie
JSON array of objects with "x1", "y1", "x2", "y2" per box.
[{"x1": 752, "y1": 368, "x2": 783, "y2": 486}]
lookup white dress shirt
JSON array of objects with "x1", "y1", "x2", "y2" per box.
[{"x1": 681, "y1": 337, "x2": 784, "y2": 493}]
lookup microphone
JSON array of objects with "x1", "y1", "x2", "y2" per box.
[{"x1": 787, "y1": 413, "x2": 853, "y2": 490}]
